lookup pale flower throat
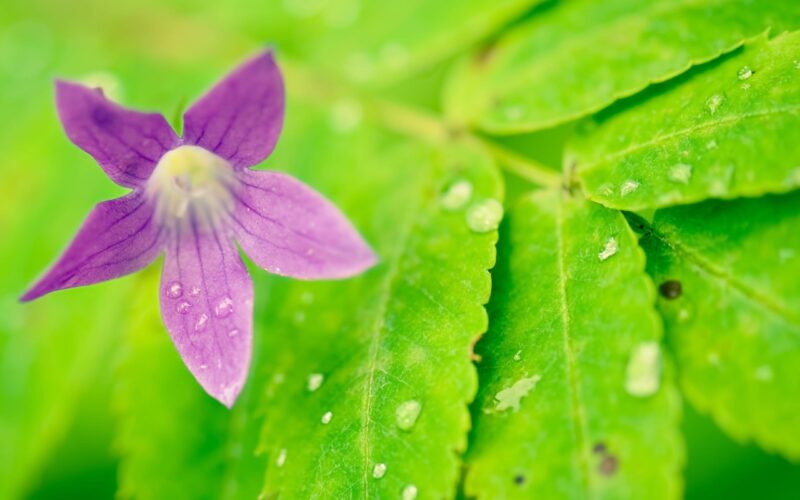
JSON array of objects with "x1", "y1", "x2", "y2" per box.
[{"x1": 146, "y1": 145, "x2": 237, "y2": 232}]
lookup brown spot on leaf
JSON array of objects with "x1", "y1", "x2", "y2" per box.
[
  {"x1": 598, "y1": 455, "x2": 619, "y2": 476},
  {"x1": 659, "y1": 280, "x2": 683, "y2": 300}
]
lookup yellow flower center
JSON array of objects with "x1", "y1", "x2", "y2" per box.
[{"x1": 146, "y1": 145, "x2": 237, "y2": 232}]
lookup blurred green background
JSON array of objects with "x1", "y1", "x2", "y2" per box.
[{"x1": 1, "y1": 0, "x2": 799, "y2": 498}]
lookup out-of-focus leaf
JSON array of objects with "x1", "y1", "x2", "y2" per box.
[
  {"x1": 113, "y1": 95, "x2": 503, "y2": 498},
  {"x1": 571, "y1": 31, "x2": 800, "y2": 210},
  {"x1": 225, "y1": 0, "x2": 543, "y2": 86},
  {"x1": 464, "y1": 191, "x2": 683, "y2": 499},
  {"x1": 640, "y1": 192, "x2": 800, "y2": 460},
  {"x1": 444, "y1": 0, "x2": 800, "y2": 133}
]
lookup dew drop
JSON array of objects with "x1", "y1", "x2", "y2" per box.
[
  {"x1": 176, "y1": 301, "x2": 192, "y2": 314},
  {"x1": 402, "y1": 484, "x2": 418, "y2": 500},
  {"x1": 513, "y1": 350, "x2": 522, "y2": 361},
  {"x1": 668, "y1": 163, "x2": 693, "y2": 184},
  {"x1": 189, "y1": 286, "x2": 201, "y2": 297},
  {"x1": 706, "y1": 94, "x2": 724, "y2": 114},
  {"x1": 194, "y1": 313, "x2": 209, "y2": 332},
  {"x1": 737, "y1": 65, "x2": 753, "y2": 80},
  {"x1": 620, "y1": 180, "x2": 639, "y2": 197},
  {"x1": 625, "y1": 341, "x2": 661, "y2": 397},
  {"x1": 228, "y1": 329, "x2": 240, "y2": 337},
  {"x1": 466, "y1": 199, "x2": 503, "y2": 233},
  {"x1": 307, "y1": 373, "x2": 324, "y2": 392},
  {"x1": 598, "y1": 237, "x2": 618, "y2": 261},
  {"x1": 440, "y1": 179, "x2": 473, "y2": 211},
  {"x1": 321, "y1": 411, "x2": 333, "y2": 424},
  {"x1": 166, "y1": 281, "x2": 183, "y2": 298},
  {"x1": 493, "y1": 374, "x2": 541, "y2": 413},
  {"x1": 214, "y1": 296, "x2": 234, "y2": 318},
  {"x1": 276, "y1": 448, "x2": 287, "y2": 467},
  {"x1": 372, "y1": 462, "x2": 387, "y2": 479},
  {"x1": 395, "y1": 400, "x2": 422, "y2": 431}
]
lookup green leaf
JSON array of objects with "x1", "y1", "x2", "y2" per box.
[
  {"x1": 571, "y1": 31, "x2": 800, "y2": 211},
  {"x1": 113, "y1": 97, "x2": 504, "y2": 498},
  {"x1": 223, "y1": 0, "x2": 543, "y2": 86},
  {"x1": 444, "y1": 0, "x2": 800, "y2": 133},
  {"x1": 639, "y1": 191, "x2": 800, "y2": 460},
  {"x1": 464, "y1": 191, "x2": 683, "y2": 499}
]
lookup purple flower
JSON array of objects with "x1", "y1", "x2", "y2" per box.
[{"x1": 21, "y1": 50, "x2": 377, "y2": 407}]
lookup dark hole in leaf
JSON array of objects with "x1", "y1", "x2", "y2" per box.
[
  {"x1": 592, "y1": 442, "x2": 607, "y2": 454},
  {"x1": 598, "y1": 455, "x2": 619, "y2": 476},
  {"x1": 514, "y1": 474, "x2": 525, "y2": 485},
  {"x1": 658, "y1": 280, "x2": 683, "y2": 300}
]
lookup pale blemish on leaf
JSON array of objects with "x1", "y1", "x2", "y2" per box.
[
  {"x1": 625, "y1": 341, "x2": 661, "y2": 397},
  {"x1": 620, "y1": 180, "x2": 639, "y2": 197},
  {"x1": 706, "y1": 94, "x2": 724, "y2": 114},
  {"x1": 598, "y1": 237, "x2": 619, "y2": 261},
  {"x1": 668, "y1": 163, "x2": 693, "y2": 184},
  {"x1": 395, "y1": 400, "x2": 422, "y2": 431},
  {"x1": 402, "y1": 484, "x2": 418, "y2": 500},
  {"x1": 276, "y1": 448, "x2": 287, "y2": 468},
  {"x1": 493, "y1": 374, "x2": 542, "y2": 412}
]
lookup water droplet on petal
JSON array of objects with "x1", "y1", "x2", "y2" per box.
[
  {"x1": 402, "y1": 484, "x2": 418, "y2": 500},
  {"x1": 307, "y1": 373, "x2": 324, "y2": 392},
  {"x1": 176, "y1": 301, "x2": 192, "y2": 314},
  {"x1": 620, "y1": 180, "x2": 639, "y2": 197},
  {"x1": 625, "y1": 341, "x2": 661, "y2": 397},
  {"x1": 189, "y1": 286, "x2": 201, "y2": 297},
  {"x1": 194, "y1": 313, "x2": 209, "y2": 332},
  {"x1": 668, "y1": 163, "x2": 693, "y2": 184},
  {"x1": 440, "y1": 179, "x2": 473, "y2": 211},
  {"x1": 166, "y1": 281, "x2": 183, "y2": 298},
  {"x1": 737, "y1": 65, "x2": 753, "y2": 80},
  {"x1": 321, "y1": 411, "x2": 333, "y2": 424},
  {"x1": 276, "y1": 448, "x2": 287, "y2": 467},
  {"x1": 598, "y1": 237, "x2": 618, "y2": 261},
  {"x1": 706, "y1": 94, "x2": 724, "y2": 114},
  {"x1": 228, "y1": 329, "x2": 240, "y2": 337},
  {"x1": 395, "y1": 400, "x2": 422, "y2": 430},
  {"x1": 214, "y1": 296, "x2": 234, "y2": 318},
  {"x1": 466, "y1": 199, "x2": 503, "y2": 233},
  {"x1": 372, "y1": 463, "x2": 387, "y2": 479},
  {"x1": 493, "y1": 374, "x2": 541, "y2": 412}
]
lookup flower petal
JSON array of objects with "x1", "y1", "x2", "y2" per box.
[
  {"x1": 21, "y1": 193, "x2": 163, "y2": 301},
  {"x1": 231, "y1": 169, "x2": 377, "y2": 279},
  {"x1": 55, "y1": 80, "x2": 179, "y2": 188},
  {"x1": 159, "y1": 224, "x2": 252, "y2": 408},
  {"x1": 182, "y1": 50, "x2": 285, "y2": 168}
]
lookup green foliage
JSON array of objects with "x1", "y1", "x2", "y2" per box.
[
  {"x1": 444, "y1": 0, "x2": 800, "y2": 133},
  {"x1": 571, "y1": 31, "x2": 800, "y2": 210},
  {"x1": 640, "y1": 192, "x2": 800, "y2": 459},
  {"x1": 465, "y1": 191, "x2": 682, "y2": 499},
  {"x1": 2, "y1": 0, "x2": 800, "y2": 498}
]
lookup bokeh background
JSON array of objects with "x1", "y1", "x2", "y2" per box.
[{"x1": 1, "y1": 0, "x2": 799, "y2": 498}]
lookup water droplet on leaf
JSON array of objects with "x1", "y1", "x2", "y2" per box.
[
  {"x1": 598, "y1": 237, "x2": 618, "y2": 261},
  {"x1": 737, "y1": 66, "x2": 753, "y2": 80},
  {"x1": 372, "y1": 463, "x2": 387, "y2": 479},
  {"x1": 625, "y1": 341, "x2": 661, "y2": 397},
  {"x1": 395, "y1": 400, "x2": 422, "y2": 430},
  {"x1": 402, "y1": 484, "x2": 418, "y2": 500},
  {"x1": 307, "y1": 373, "x2": 324, "y2": 392},
  {"x1": 440, "y1": 179, "x2": 473, "y2": 211},
  {"x1": 620, "y1": 180, "x2": 639, "y2": 197},
  {"x1": 276, "y1": 448, "x2": 287, "y2": 467},
  {"x1": 668, "y1": 163, "x2": 693, "y2": 184},
  {"x1": 321, "y1": 411, "x2": 333, "y2": 424},
  {"x1": 706, "y1": 94, "x2": 724, "y2": 114},
  {"x1": 466, "y1": 199, "x2": 503, "y2": 233}
]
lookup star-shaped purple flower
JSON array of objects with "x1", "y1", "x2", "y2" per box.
[{"x1": 21, "y1": 50, "x2": 377, "y2": 407}]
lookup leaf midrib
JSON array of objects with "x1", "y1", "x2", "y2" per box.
[
  {"x1": 579, "y1": 105, "x2": 800, "y2": 173},
  {"x1": 555, "y1": 196, "x2": 594, "y2": 495},
  {"x1": 649, "y1": 223, "x2": 800, "y2": 328}
]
